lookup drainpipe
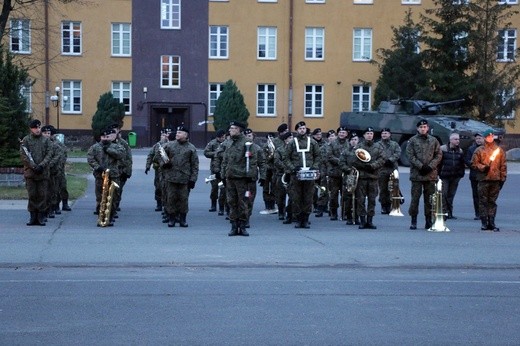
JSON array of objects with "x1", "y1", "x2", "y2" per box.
[
  {"x1": 44, "y1": 0, "x2": 50, "y2": 125},
  {"x1": 287, "y1": 0, "x2": 294, "y2": 132}
]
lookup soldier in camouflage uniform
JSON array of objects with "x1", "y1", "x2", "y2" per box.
[
  {"x1": 87, "y1": 128, "x2": 126, "y2": 225},
  {"x1": 464, "y1": 133, "x2": 484, "y2": 220},
  {"x1": 271, "y1": 123, "x2": 289, "y2": 220},
  {"x1": 222, "y1": 121, "x2": 266, "y2": 236},
  {"x1": 20, "y1": 119, "x2": 53, "y2": 226},
  {"x1": 340, "y1": 132, "x2": 359, "y2": 225},
  {"x1": 274, "y1": 131, "x2": 293, "y2": 223},
  {"x1": 310, "y1": 128, "x2": 327, "y2": 218},
  {"x1": 41, "y1": 125, "x2": 62, "y2": 219},
  {"x1": 471, "y1": 129, "x2": 507, "y2": 232},
  {"x1": 327, "y1": 127, "x2": 350, "y2": 221},
  {"x1": 214, "y1": 132, "x2": 232, "y2": 217},
  {"x1": 260, "y1": 132, "x2": 278, "y2": 215},
  {"x1": 145, "y1": 128, "x2": 170, "y2": 211},
  {"x1": 161, "y1": 126, "x2": 199, "y2": 228},
  {"x1": 244, "y1": 128, "x2": 267, "y2": 228},
  {"x1": 111, "y1": 125, "x2": 133, "y2": 212},
  {"x1": 377, "y1": 128, "x2": 401, "y2": 215},
  {"x1": 406, "y1": 119, "x2": 442, "y2": 230},
  {"x1": 283, "y1": 121, "x2": 321, "y2": 229},
  {"x1": 203, "y1": 129, "x2": 226, "y2": 212},
  {"x1": 348, "y1": 127, "x2": 385, "y2": 229}
]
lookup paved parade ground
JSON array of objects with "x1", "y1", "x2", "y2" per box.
[{"x1": 1, "y1": 149, "x2": 519, "y2": 345}]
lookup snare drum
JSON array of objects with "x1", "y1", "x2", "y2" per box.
[{"x1": 296, "y1": 169, "x2": 319, "y2": 181}]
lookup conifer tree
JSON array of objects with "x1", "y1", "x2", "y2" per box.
[
  {"x1": 91, "y1": 92, "x2": 125, "y2": 139},
  {"x1": 213, "y1": 80, "x2": 250, "y2": 132}
]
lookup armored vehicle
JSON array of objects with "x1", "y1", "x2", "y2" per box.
[{"x1": 340, "y1": 99, "x2": 506, "y2": 166}]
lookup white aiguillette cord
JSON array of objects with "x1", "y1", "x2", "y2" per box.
[{"x1": 294, "y1": 136, "x2": 311, "y2": 170}]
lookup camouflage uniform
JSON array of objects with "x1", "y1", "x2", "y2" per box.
[
  {"x1": 315, "y1": 142, "x2": 330, "y2": 217},
  {"x1": 45, "y1": 137, "x2": 62, "y2": 217},
  {"x1": 274, "y1": 141, "x2": 291, "y2": 222},
  {"x1": 439, "y1": 144, "x2": 465, "y2": 218},
  {"x1": 87, "y1": 140, "x2": 126, "y2": 216},
  {"x1": 115, "y1": 137, "x2": 133, "y2": 210},
  {"x1": 339, "y1": 144, "x2": 357, "y2": 224},
  {"x1": 471, "y1": 140, "x2": 506, "y2": 231},
  {"x1": 145, "y1": 138, "x2": 168, "y2": 211},
  {"x1": 204, "y1": 137, "x2": 225, "y2": 212},
  {"x1": 261, "y1": 136, "x2": 278, "y2": 212},
  {"x1": 406, "y1": 133, "x2": 442, "y2": 229},
  {"x1": 246, "y1": 142, "x2": 266, "y2": 226},
  {"x1": 215, "y1": 138, "x2": 232, "y2": 216},
  {"x1": 20, "y1": 132, "x2": 53, "y2": 225},
  {"x1": 349, "y1": 139, "x2": 385, "y2": 228},
  {"x1": 464, "y1": 141, "x2": 482, "y2": 219},
  {"x1": 377, "y1": 138, "x2": 401, "y2": 214},
  {"x1": 54, "y1": 139, "x2": 70, "y2": 211},
  {"x1": 162, "y1": 139, "x2": 199, "y2": 227},
  {"x1": 222, "y1": 133, "x2": 266, "y2": 233},
  {"x1": 327, "y1": 137, "x2": 350, "y2": 220},
  {"x1": 283, "y1": 133, "x2": 321, "y2": 228}
]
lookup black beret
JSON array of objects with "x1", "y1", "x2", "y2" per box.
[
  {"x1": 474, "y1": 132, "x2": 483, "y2": 137},
  {"x1": 161, "y1": 127, "x2": 172, "y2": 134},
  {"x1": 48, "y1": 125, "x2": 57, "y2": 135},
  {"x1": 381, "y1": 127, "x2": 391, "y2": 133},
  {"x1": 364, "y1": 127, "x2": 374, "y2": 134},
  {"x1": 176, "y1": 125, "x2": 189, "y2": 134},
  {"x1": 350, "y1": 131, "x2": 359, "y2": 139},
  {"x1": 216, "y1": 129, "x2": 226, "y2": 137},
  {"x1": 311, "y1": 128, "x2": 322, "y2": 135},
  {"x1": 295, "y1": 121, "x2": 306, "y2": 130},
  {"x1": 230, "y1": 121, "x2": 246, "y2": 129},
  {"x1": 109, "y1": 123, "x2": 120, "y2": 130},
  {"x1": 102, "y1": 128, "x2": 116, "y2": 136},
  {"x1": 337, "y1": 126, "x2": 348, "y2": 133},
  {"x1": 280, "y1": 132, "x2": 293, "y2": 141},
  {"x1": 29, "y1": 119, "x2": 41, "y2": 128},
  {"x1": 41, "y1": 125, "x2": 50, "y2": 132},
  {"x1": 277, "y1": 123, "x2": 288, "y2": 133},
  {"x1": 326, "y1": 129, "x2": 336, "y2": 138},
  {"x1": 244, "y1": 128, "x2": 253, "y2": 135},
  {"x1": 417, "y1": 119, "x2": 428, "y2": 127}
]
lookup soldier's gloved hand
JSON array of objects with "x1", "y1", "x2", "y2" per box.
[
  {"x1": 145, "y1": 168, "x2": 150, "y2": 175},
  {"x1": 162, "y1": 162, "x2": 172, "y2": 169},
  {"x1": 293, "y1": 166, "x2": 301, "y2": 174},
  {"x1": 95, "y1": 166, "x2": 105, "y2": 173},
  {"x1": 365, "y1": 165, "x2": 375, "y2": 173},
  {"x1": 34, "y1": 165, "x2": 44, "y2": 174},
  {"x1": 215, "y1": 172, "x2": 221, "y2": 180},
  {"x1": 482, "y1": 165, "x2": 490, "y2": 173},
  {"x1": 419, "y1": 164, "x2": 432, "y2": 175},
  {"x1": 188, "y1": 181, "x2": 196, "y2": 189},
  {"x1": 258, "y1": 179, "x2": 265, "y2": 187},
  {"x1": 385, "y1": 159, "x2": 394, "y2": 167}
]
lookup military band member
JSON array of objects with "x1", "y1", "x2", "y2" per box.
[
  {"x1": 110, "y1": 124, "x2": 133, "y2": 212},
  {"x1": 311, "y1": 128, "x2": 327, "y2": 217},
  {"x1": 438, "y1": 132, "x2": 465, "y2": 219},
  {"x1": 87, "y1": 128, "x2": 126, "y2": 224},
  {"x1": 406, "y1": 119, "x2": 442, "y2": 230},
  {"x1": 283, "y1": 121, "x2": 321, "y2": 229},
  {"x1": 214, "y1": 131, "x2": 232, "y2": 217},
  {"x1": 465, "y1": 132, "x2": 484, "y2": 220},
  {"x1": 145, "y1": 128, "x2": 171, "y2": 211},
  {"x1": 340, "y1": 131, "x2": 360, "y2": 225},
  {"x1": 20, "y1": 119, "x2": 52, "y2": 226},
  {"x1": 41, "y1": 125, "x2": 62, "y2": 219},
  {"x1": 272, "y1": 123, "x2": 290, "y2": 219},
  {"x1": 377, "y1": 128, "x2": 401, "y2": 215},
  {"x1": 471, "y1": 129, "x2": 507, "y2": 232},
  {"x1": 204, "y1": 129, "x2": 227, "y2": 212},
  {"x1": 327, "y1": 127, "x2": 350, "y2": 221},
  {"x1": 222, "y1": 121, "x2": 266, "y2": 236},
  {"x1": 274, "y1": 131, "x2": 294, "y2": 223},
  {"x1": 349, "y1": 127, "x2": 385, "y2": 229},
  {"x1": 161, "y1": 126, "x2": 199, "y2": 228},
  {"x1": 260, "y1": 132, "x2": 278, "y2": 215},
  {"x1": 244, "y1": 128, "x2": 267, "y2": 228}
]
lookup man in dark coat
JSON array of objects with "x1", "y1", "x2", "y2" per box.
[{"x1": 438, "y1": 132, "x2": 465, "y2": 219}]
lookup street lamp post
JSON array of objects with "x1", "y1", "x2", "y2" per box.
[{"x1": 49, "y1": 86, "x2": 61, "y2": 131}]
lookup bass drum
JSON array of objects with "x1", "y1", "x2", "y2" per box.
[{"x1": 399, "y1": 140, "x2": 410, "y2": 167}]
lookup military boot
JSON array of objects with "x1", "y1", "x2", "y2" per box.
[
  {"x1": 228, "y1": 221, "x2": 239, "y2": 236},
  {"x1": 239, "y1": 220, "x2": 249, "y2": 236},
  {"x1": 330, "y1": 209, "x2": 338, "y2": 221},
  {"x1": 480, "y1": 217, "x2": 489, "y2": 231},
  {"x1": 48, "y1": 208, "x2": 55, "y2": 219},
  {"x1": 488, "y1": 216, "x2": 499, "y2": 232},
  {"x1": 278, "y1": 205, "x2": 285, "y2": 220},
  {"x1": 179, "y1": 213, "x2": 188, "y2": 228},
  {"x1": 209, "y1": 200, "x2": 217, "y2": 212},
  {"x1": 168, "y1": 214, "x2": 177, "y2": 227},
  {"x1": 358, "y1": 216, "x2": 367, "y2": 229},
  {"x1": 354, "y1": 216, "x2": 361, "y2": 225},
  {"x1": 425, "y1": 215, "x2": 433, "y2": 230},
  {"x1": 26, "y1": 212, "x2": 38, "y2": 226},
  {"x1": 54, "y1": 204, "x2": 62, "y2": 215},
  {"x1": 410, "y1": 215, "x2": 417, "y2": 230},
  {"x1": 301, "y1": 214, "x2": 310, "y2": 229},
  {"x1": 365, "y1": 216, "x2": 377, "y2": 229},
  {"x1": 155, "y1": 201, "x2": 163, "y2": 212},
  {"x1": 381, "y1": 204, "x2": 390, "y2": 215},
  {"x1": 37, "y1": 212, "x2": 46, "y2": 226},
  {"x1": 62, "y1": 199, "x2": 71, "y2": 211},
  {"x1": 294, "y1": 214, "x2": 304, "y2": 229},
  {"x1": 283, "y1": 212, "x2": 293, "y2": 224},
  {"x1": 315, "y1": 206, "x2": 324, "y2": 218}
]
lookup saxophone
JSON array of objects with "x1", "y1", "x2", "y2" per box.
[
  {"x1": 428, "y1": 179, "x2": 450, "y2": 232},
  {"x1": 97, "y1": 169, "x2": 119, "y2": 227},
  {"x1": 266, "y1": 135, "x2": 275, "y2": 160},
  {"x1": 158, "y1": 144, "x2": 169, "y2": 164}
]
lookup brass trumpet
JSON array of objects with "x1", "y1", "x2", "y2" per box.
[
  {"x1": 428, "y1": 179, "x2": 450, "y2": 232},
  {"x1": 388, "y1": 169, "x2": 404, "y2": 217}
]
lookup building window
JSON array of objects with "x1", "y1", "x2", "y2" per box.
[
  {"x1": 497, "y1": 29, "x2": 516, "y2": 62},
  {"x1": 352, "y1": 85, "x2": 371, "y2": 112},
  {"x1": 305, "y1": 27, "x2": 324, "y2": 60},
  {"x1": 161, "y1": 0, "x2": 181, "y2": 29},
  {"x1": 354, "y1": 0, "x2": 374, "y2": 4},
  {"x1": 258, "y1": 0, "x2": 277, "y2": 2},
  {"x1": 258, "y1": 27, "x2": 277, "y2": 60},
  {"x1": 20, "y1": 85, "x2": 32, "y2": 113},
  {"x1": 306, "y1": 0, "x2": 325, "y2": 3},
  {"x1": 304, "y1": 85, "x2": 323, "y2": 117},
  {"x1": 353, "y1": 28, "x2": 372, "y2": 61},
  {"x1": 61, "y1": 21, "x2": 82, "y2": 55},
  {"x1": 161, "y1": 55, "x2": 181, "y2": 88},
  {"x1": 112, "y1": 82, "x2": 131, "y2": 114},
  {"x1": 402, "y1": 0, "x2": 421, "y2": 4},
  {"x1": 498, "y1": 0, "x2": 518, "y2": 4},
  {"x1": 10, "y1": 19, "x2": 31, "y2": 54},
  {"x1": 496, "y1": 88, "x2": 516, "y2": 119},
  {"x1": 257, "y1": 84, "x2": 276, "y2": 116},
  {"x1": 209, "y1": 83, "x2": 224, "y2": 115},
  {"x1": 209, "y1": 26, "x2": 228, "y2": 59},
  {"x1": 111, "y1": 23, "x2": 131, "y2": 57},
  {"x1": 62, "y1": 80, "x2": 82, "y2": 113}
]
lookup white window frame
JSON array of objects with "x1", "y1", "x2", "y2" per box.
[
  {"x1": 304, "y1": 85, "x2": 324, "y2": 118},
  {"x1": 497, "y1": 29, "x2": 517, "y2": 62},
  {"x1": 62, "y1": 80, "x2": 82, "y2": 114},
  {"x1": 306, "y1": 0, "x2": 325, "y2": 3},
  {"x1": 161, "y1": 0, "x2": 181, "y2": 29},
  {"x1": 401, "y1": 0, "x2": 421, "y2": 4},
  {"x1": 111, "y1": 23, "x2": 131, "y2": 57},
  {"x1": 258, "y1": 0, "x2": 277, "y2": 2},
  {"x1": 161, "y1": 55, "x2": 181, "y2": 89},
  {"x1": 10, "y1": 19, "x2": 31, "y2": 54},
  {"x1": 209, "y1": 26, "x2": 229, "y2": 59},
  {"x1": 498, "y1": 0, "x2": 518, "y2": 4},
  {"x1": 305, "y1": 27, "x2": 324, "y2": 61},
  {"x1": 61, "y1": 21, "x2": 82, "y2": 55},
  {"x1": 257, "y1": 84, "x2": 276, "y2": 117},
  {"x1": 353, "y1": 28, "x2": 372, "y2": 61},
  {"x1": 257, "y1": 27, "x2": 277, "y2": 60},
  {"x1": 112, "y1": 82, "x2": 132, "y2": 114},
  {"x1": 209, "y1": 83, "x2": 224, "y2": 115},
  {"x1": 352, "y1": 85, "x2": 371, "y2": 112},
  {"x1": 354, "y1": 0, "x2": 374, "y2": 4},
  {"x1": 20, "y1": 85, "x2": 32, "y2": 113}
]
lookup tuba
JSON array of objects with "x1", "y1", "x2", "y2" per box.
[
  {"x1": 97, "y1": 169, "x2": 119, "y2": 227},
  {"x1": 355, "y1": 148, "x2": 371, "y2": 162},
  {"x1": 428, "y1": 179, "x2": 450, "y2": 232},
  {"x1": 388, "y1": 169, "x2": 404, "y2": 216},
  {"x1": 342, "y1": 167, "x2": 359, "y2": 221}
]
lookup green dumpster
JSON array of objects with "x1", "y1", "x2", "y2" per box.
[{"x1": 127, "y1": 132, "x2": 137, "y2": 148}]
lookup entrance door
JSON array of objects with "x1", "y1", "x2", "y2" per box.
[{"x1": 150, "y1": 106, "x2": 189, "y2": 142}]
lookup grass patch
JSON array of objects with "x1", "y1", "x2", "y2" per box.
[
  {"x1": 0, "y1": 162, "x2": 90, "y2": 200},
  {"x1": 68, "y1": 149, "x2": 88, "y2": 158}
]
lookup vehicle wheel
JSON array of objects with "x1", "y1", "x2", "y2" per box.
[{"x1": 399, "y1": 140, "x2": 410, "y2": 167}]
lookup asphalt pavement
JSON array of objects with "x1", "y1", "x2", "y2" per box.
[{"x1": 1, "y1": 149, "x2": 519, "y2": 345}]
